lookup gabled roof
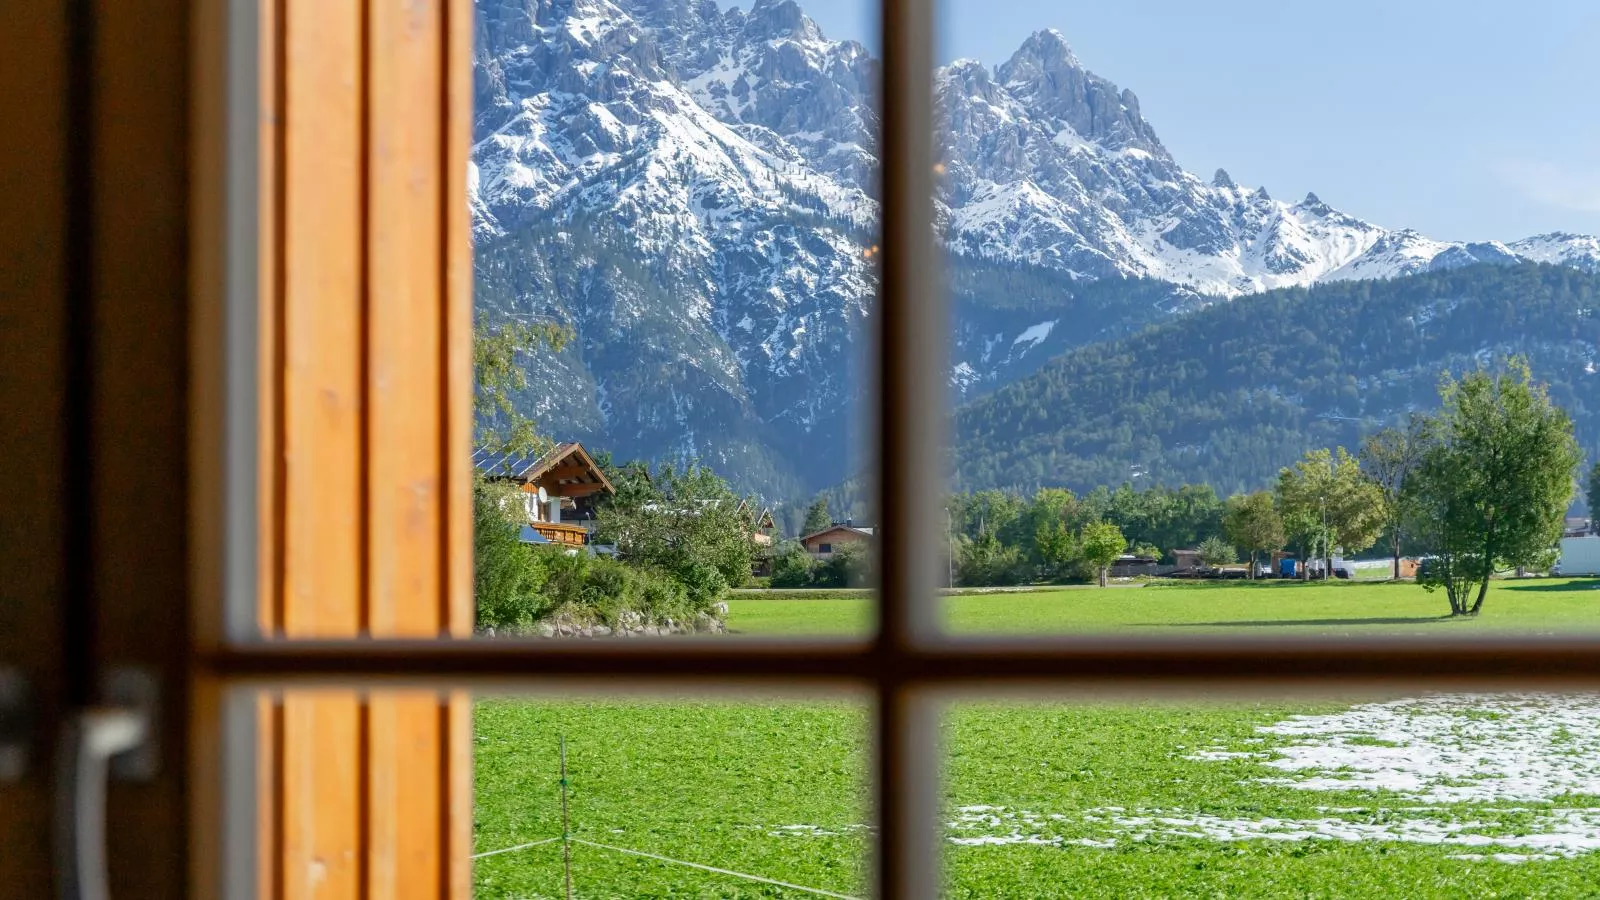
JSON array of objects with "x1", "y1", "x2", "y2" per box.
[
  {"x1": 799, "y1": 523, "x2": 876, "y2": 543},
  {"x1": 473, "y1": 441, "x2": 615, "y2": 496},
  {"x1": 750, "y1": 506, "x2": 776, "y2": 530}
]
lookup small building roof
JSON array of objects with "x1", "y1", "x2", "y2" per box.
[
  {"x1": 799, "y1": 522, "x2": 877, "y2": 543},
  {"x1": 474, "y1": 441, "x2": 614, "y2": 498}
]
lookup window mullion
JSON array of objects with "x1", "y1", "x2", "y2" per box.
[{"x1": 874, "y1": 0, "x2": 942, "y2": 893}]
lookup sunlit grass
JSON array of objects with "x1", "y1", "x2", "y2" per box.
[{"x1": 725, "y1": 578, "x2": 1600, "y2": 637}]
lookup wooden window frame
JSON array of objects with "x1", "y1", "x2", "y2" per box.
[{"x1": 183, "y1": 1, "x2": 1600, "y2": 899}]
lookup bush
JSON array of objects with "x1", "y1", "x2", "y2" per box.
[
  {"x1": 815, "y1": 542, "x2": 873, "y2": 588},
  {"x1": 474, "y1": 481, "x2": 546, "y2": 629},
  {"x1": 768, "y1": 543, "x2": 816, "y2": 588},
  {"x1": 475, "y1": 540, "x2": 702, "y2": 632},
  {"x1": 678, "y1": 559, "x2": 730, "y2": 606},
  {"x1": 955, "y1": 535, "x2": 1032, "y2": 586},
  {"x1": 1196, "y1": 535, "x2": 1238, "y2": 568}
]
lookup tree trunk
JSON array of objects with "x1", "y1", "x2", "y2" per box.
[
  {"x1": 1249, "y1": 550, "x2": 1258, "y2": 581},
  {"x1": 1469, "y1": 578, "x2": 1490, "y2": 616},
  {"x1": 1098, "y1": 566, "x2": 1107, "y2": 588}
]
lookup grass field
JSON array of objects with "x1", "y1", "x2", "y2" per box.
[
  {"x1": 475, "y1": 579, "x2": 1600, "y2": 898},
  {"x1": 728, "y1": 577, "x2": 1600, "y2": 637}
]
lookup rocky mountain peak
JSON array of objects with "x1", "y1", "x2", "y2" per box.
[
  {"x1": 468, "y1": 0, "x2": 1600, "y2": 496},
  {"x1": 997, "y1": 29, "x2": 1081, "y2": 79},
  {"x1": 992, "y1": 29, "x2": 1165, "y2": 156},
  {"x1": 743, "y1": 0, "x2": 823, "y2": 42}
]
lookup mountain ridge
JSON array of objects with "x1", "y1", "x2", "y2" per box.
[{"x1": 469, "y1": 0, "x2": 1600, "y2": 499}]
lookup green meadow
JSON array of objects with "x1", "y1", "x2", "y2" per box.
[
  {"x1": 730, "y1": 577, "x2": 1600, "y2": 637},
  {"x1": 475, "y1": 579, "x2": 1600, "y2": 898}
]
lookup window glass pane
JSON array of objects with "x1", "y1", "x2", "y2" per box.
[
  {"x1": 468, "y1": 0, "x2": 881, "y2": 641},
  {"x1": 474, "y1": 694, "x2": 870, "y2": 898},
  {"x1": 934, "y1": 0, "x2": 1600, "y2": 636},
  {"x1": 235, "y1": 689, "x2": 870, "y2": 897},
  {"x1": 942, "y1": 693, "x2": 1600, "y2": 897}
]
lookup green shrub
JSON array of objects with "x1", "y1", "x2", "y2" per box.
[
  {"x1": 815, "y1": 543, "x2": 873, "y2": 588},
  {"x1": 474, "y1": 481, "x2": 548, "y2": 629},
  {"x1": 476, "y1": 528, "x2": 703, "y2": 632},
  {"x1": 769, "y1": 543, "x2": 816, "y2": 588},
  {"x1": 954, "y1": 534, "x2": 1035, "y2": 586}
]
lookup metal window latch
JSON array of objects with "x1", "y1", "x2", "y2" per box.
[{"x1": 56, "y1": 667, "x2": 160, "y2": 900}]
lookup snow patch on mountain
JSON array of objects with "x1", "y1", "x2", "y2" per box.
[{"x1": 468, "y1": 0, "x2": 1600, "y2": 495}]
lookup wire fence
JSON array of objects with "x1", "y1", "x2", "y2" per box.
[{"x1": 470, "y1": 736, "x2": 864, "y2": 900}]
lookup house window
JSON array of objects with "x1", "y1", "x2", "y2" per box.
[{"x1": 819, "y1": 543, "x2": 833, "y2": 554}]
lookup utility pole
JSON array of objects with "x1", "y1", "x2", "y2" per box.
[
  {"x1": 560, "y1": 736, "x2": 574, "y2": 900},
  {"x1": 945, "y1": 506, "x2": 955, "y2": 590},
  {"x1": 1321, "y1": 494, "x2": 1330, "y2": 581}
]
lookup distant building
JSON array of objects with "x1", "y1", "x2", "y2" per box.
[
  {"x1": 1557, "y1": 535, "x2": 1600, "y2": 577},
  {"x1": 747, "y1": 505, "x2": 779, "y2": 577},
  {"x1": 1109, "y1": 554, "x2": 1160, "y2": 578},
  {"x1": 474, "y1": 441, "x2": 614, "y2": 548},
  {"x1": 800, "y1": 522, "x2": 876, "y2": 559}
]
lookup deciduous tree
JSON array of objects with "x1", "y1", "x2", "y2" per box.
[
  {"x1": 1360, "y1": 413, "x2": 1439, "y2": 579},
  {"x1": 1276, "y1": 447, "x2": 1385, "y2": 581},
  {"x1": 472, "y1": 315, "x2": 570, "y2": 456},
  {"x1": 594, "y1": 462, "x2": 757, "y2": 601},
  {"x1": 1196, "y1": 535, "x2": 1238, "y2": 569},
  {"x1": 1407, "y1": 359, "x2": 1581, "y2": 616},
  {"x1": 1222, "y1": 491, "x2": 1284, "y2": 579},
  {"x1": 1080, "y1": 521, "x2": 1127, "y2": 588}
]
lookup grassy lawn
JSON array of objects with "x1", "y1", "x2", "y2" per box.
[
  {"x1": 475, "y1": 578, "x2": 1600, "y2": 898},
  {"x1": 727, "y1": 578, "x2": 1600, "y2": 637},
  {"x1": 476, "y1": 695, "x2": 1600, "y2": 898}
]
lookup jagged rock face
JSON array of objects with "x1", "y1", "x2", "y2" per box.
[
  {"x1": 471, "y1": 0, "x2": 878, "y2": 498},
  {"x1": 469, "y1": 0, "x2": 1600, "y2": 499}
]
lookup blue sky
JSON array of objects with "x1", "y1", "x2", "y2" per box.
[{"x1": 757, "y1": 0, "x2": 1600, "y2": 242}]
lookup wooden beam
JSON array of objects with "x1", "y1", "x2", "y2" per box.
[
  {"x1": 0, "y1": 2, "x2": 68, "y2": 894},
  {"x1": 255, "y1": 0, "x2": 476, "y2": 894}
]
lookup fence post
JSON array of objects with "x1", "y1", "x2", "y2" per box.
[{"x1": 561, "y1": 735, "x2": 574, "y2": 900}]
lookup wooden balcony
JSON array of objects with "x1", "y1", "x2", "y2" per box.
[{"x1": 530, "y1": 521, "x2": 590, "y2": 547}]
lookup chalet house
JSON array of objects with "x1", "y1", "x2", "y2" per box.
[
  {"x1": 748, "y1": 505, "x2": 777, "y2": 548},
  {"x1": 800, "y1": 521, "x2": 876, "y2": 559},
  {"x1": 473, "y1": 442, "x2": 614, "y2": 548},
  {"x1": 747, "y1": 505, "x2": 779, "y2": 577}
]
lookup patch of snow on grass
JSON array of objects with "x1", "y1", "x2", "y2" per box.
[
  {"x1": 942, "y1": 696, "x2": 1600, "y2": 862},
  {"x1": 1234, "y1": 693, "x2": 1600, "y2": 803},
  {"x1": 943, "y1": 804, "x2": 1600, "y2": 860}
]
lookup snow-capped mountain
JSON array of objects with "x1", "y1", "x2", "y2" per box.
[
  {"x1": 469, "y1": 0, "x2": 1599, "y2": 498},
  {"x1": 934, "y1": 30, "x2": 1598, "y2": 295}
]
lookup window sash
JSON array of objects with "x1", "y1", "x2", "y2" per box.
[{"x1": 194, "y1": 0, "x2": 1600, "y2": 898}]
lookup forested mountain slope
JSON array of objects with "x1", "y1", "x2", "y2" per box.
[
  {"x1": 469, "y1": 0, "x2": 1598, "y2": 499},
  {"x1": 954, "y1": 264, "x2": 1600, "y2": 495}
]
